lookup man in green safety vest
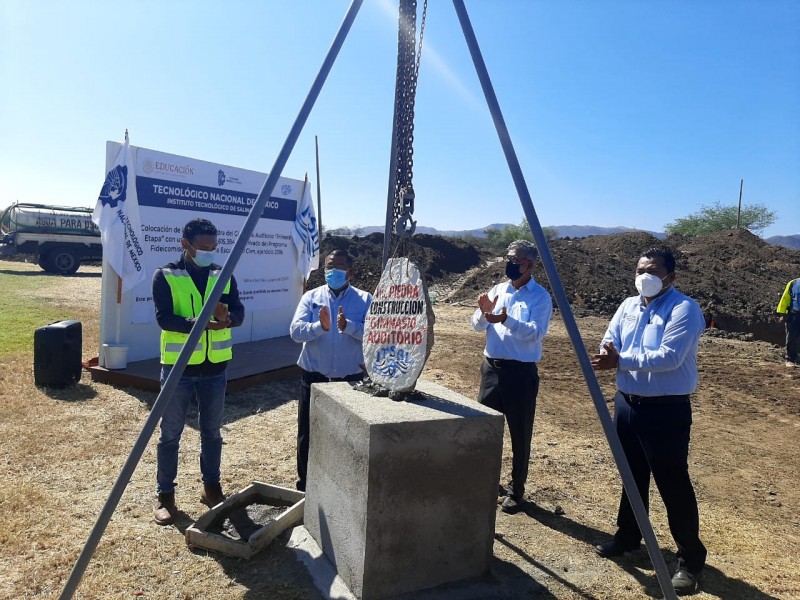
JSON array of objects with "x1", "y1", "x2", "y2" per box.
[
  {"x1": 151, "y1": 218, "x2": 245, "y2": 526},
  {"x1": 777, "y1": 276, "x2": 800, "y2": 368}
]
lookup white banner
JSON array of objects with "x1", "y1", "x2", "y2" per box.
[{"x1": 122, "y1": 144, "x2": 307, "y2": 323}]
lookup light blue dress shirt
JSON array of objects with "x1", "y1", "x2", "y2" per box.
[
  {"x1": 600, "y1": 286, "x2": 705, "y2": 396},
  {"x1": 471, "y1": 277, "x2": 553, "y2": 363},
  {"x1": 289, "y1": 284, "x2": 372, "y2": 378}
]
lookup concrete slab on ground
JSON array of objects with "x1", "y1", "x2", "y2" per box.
[{"x1": 287, "y1": 526, "x2": 545, "y2": 600}]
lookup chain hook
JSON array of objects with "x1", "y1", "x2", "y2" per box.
[
  {"x1": 395, "y1": 188, "x2": 416, "y2": 237},
  {"x1": 395, "y1": 214, "x2": 417, "y2": 237}
]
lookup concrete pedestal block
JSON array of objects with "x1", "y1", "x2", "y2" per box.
[{"x1": 304, "y1": 378, "x2": 504, "y2": 600}]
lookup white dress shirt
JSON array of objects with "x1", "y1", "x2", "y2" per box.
[{"x1": 471, "y1": 277, "x2": 553, "y2": 363}]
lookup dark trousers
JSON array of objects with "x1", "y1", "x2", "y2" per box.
[
  {"x1": 477, "y1": 358, "x2": 539, "y2": 499},
  {"x1": 297, "y1": 369, "x2": 364, "y2": 491},
  {"x1": 613, "y1": 391, "x2": 707, "y2": 573},
  {"x1": 785, "y1": 312, "x2": 800, "y2": 362}
]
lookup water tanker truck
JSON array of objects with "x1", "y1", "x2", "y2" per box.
[{"x1": 0, "y1": 202, "x2": 102, "y2": 274}]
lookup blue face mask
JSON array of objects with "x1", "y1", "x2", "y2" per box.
[
  {"x1": 188, "y1": 244, "x2": 216, "y2": 268},
  {"x1": 325, "y1": 268, "x2": 348, "y2": 290}
]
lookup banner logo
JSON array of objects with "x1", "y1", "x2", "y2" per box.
[
  {"x1": 218, "y1": 170, "x2": 226, "y2": 187},
  {"x1": 99, "y1": 165, "x2": 127, "y2": 208}
]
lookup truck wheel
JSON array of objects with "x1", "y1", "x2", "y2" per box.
[{"x1": 47, "y1": 248, "x2": 81, "y2": 275}]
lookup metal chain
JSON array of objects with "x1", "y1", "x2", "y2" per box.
[{"x1": 390, "y1": 0, "x2": 427, "y2": 244}]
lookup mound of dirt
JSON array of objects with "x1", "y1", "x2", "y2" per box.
[
  {"x1": 313, "y1": 229, "x2": 800, "y2": 344},
  {"x1": 307, "y1": 232, "x2": 489, "y2": 292},
  {"x1": 459, "y1": 229, "x2": 800, "y2": 344}
]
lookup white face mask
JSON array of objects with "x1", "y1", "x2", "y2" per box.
[
  {"x1": 635, "y1": 272, "x2": 667, "y2": 298},
  {"x1": 193, "y1": 249, "x2": 216, "y2": 268},
  {"x1": 187, "y1": 242, "x2": 216, "y2": 268}
]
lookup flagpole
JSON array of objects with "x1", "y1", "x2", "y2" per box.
[
  {"x1": 315, "y1": 135, "x2": 323, "y2": 235},
  {"x1": 59, "y1": 2, "x2": 364, "y2": 597},
  {"x1": 301, "y1": 173, "x2": 310, "y2": 291},
  {"x1": 114, "y1": 276, "x2": 122, "y2": 345},
  {"x1": 114, "y1": 130, "x2": 129, "y2": 345}
]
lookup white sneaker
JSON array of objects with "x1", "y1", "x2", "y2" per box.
[{"x1": 786, "y1": 361, "x2": 798, "y2": 368}]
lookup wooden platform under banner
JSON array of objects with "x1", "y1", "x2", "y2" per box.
[{"x1": 87, "y1": 336, "x2": 301, "y2": 392}]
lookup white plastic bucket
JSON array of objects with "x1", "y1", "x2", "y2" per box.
[{"x1": 102, "y1": 344, "x2": 129, "y2": 370}]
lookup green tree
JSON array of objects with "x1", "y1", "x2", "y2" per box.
[
  {"x1": 484, "y1": 219, "x2": 557, "y2": 249},
  {"x1": 664, "y1": 201, "x2": 776, "y2": 236}
]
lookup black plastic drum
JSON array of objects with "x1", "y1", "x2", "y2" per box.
[{"x1": 34, "y1": 320, "x2": 82, "y2": 388}]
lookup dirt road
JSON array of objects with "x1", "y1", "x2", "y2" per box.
[{"x1": 1, "y1": 260, "x2": 798, "y2": 599}]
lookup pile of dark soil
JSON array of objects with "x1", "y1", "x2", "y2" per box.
[
  {"x1": 312, "y1": 229, "x2": 800, "y2": 344},
  {"x1": 307, "y1": 232, "x2": 489, "y2": 292},
  {"x1": 455, "y1": 229, "x2": 800, "y2": 344}
]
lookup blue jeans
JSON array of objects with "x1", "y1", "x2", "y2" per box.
[{"x1": 156, "y1": 365, "x2": 227, "y2": 494}]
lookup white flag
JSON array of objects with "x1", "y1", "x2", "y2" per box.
[
  {"x1": 92, "y1": 136, "x2": 146, "y2": 292},
  {"x1": 291, "y1": 180, "x2": 320, "y2": 279}
]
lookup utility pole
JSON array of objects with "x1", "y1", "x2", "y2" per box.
[
  {"x1": 736, "y1": 178, "x2": 744, "y2": 229},
  {"x1": 315, "y1": 135, "x2": 322, "y2": 235}
]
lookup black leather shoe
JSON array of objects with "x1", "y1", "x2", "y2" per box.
[
  {"x1": 594, "y1": 538, "x2": 640, "y2": 557},
  {"x1": 672, "y1": 568, "x2": 700, "y2": 595},
  {"x1": 497, "y1": 484, "x2": 508, "y2": 505},
  {"x1": 500, "y1": 495, "x2": 525, "y2": 514}
]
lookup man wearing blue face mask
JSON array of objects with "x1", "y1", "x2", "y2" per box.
[
  {"x1": 471, "y1": 239, "x2": 553, "y2": 514},
  {"x1": 591, "y1": 247, "x2": 707, "y2": 596},
  {"x1": 289, "y1": 249, "x2": 372, "y2": 491},
  {"x1": 151, "y1": 218, "x2": 245, "y2": 525}
]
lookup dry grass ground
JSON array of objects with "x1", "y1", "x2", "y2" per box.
[{"x1": 0, "y1": 259, "x2": 798, "y2": 599}]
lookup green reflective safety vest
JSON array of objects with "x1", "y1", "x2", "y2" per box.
[{"x1": 160, "y1": 267, "x2": 233, "y2": 365}]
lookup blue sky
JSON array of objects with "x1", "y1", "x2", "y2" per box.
[{"x1": 1, "y1": 1, "x2": 798, "y2": 237}]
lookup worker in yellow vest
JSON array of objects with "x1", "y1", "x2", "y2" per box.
[
  {"x1": 151, "y1": 218, "x2": 245, "y2": 526},
  {"x1": 777, "y1": 277, "x2": 800, "y2": 368}
]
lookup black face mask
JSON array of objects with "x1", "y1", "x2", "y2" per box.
[{"x1": 505, "y1": 261, "x2": 523, "y2": 281}]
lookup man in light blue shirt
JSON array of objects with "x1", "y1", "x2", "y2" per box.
[
  {"x1": 471, "y1": 240, "x2": 552, "y2": 514},
  {"x1": 289, "y1": 249, "x2": 372, "y2": 491},
  {"x1": 591, "y1": 246, "x2": 707, "y2": 596}
]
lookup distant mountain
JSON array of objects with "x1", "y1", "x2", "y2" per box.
[
  {"x1": 766, "y1": 234, "x2": 800, "y2": 250},
  {"x1": 554, "y1": 225, "x2": 666, "y2": 239},
  {"x1": 326, "y1": 224, "x2": 507, "y2": 237},
  {"x1": 326, "y1": 224, "x2": 799, "y2": 247},
  {"x1": 326, "y1": 223, "x2": 665, "y2": 239}
]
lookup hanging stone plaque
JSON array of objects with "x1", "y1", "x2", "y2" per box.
[{"x1": 363, "y1": 257, "x2": 435, "y2": 393}]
